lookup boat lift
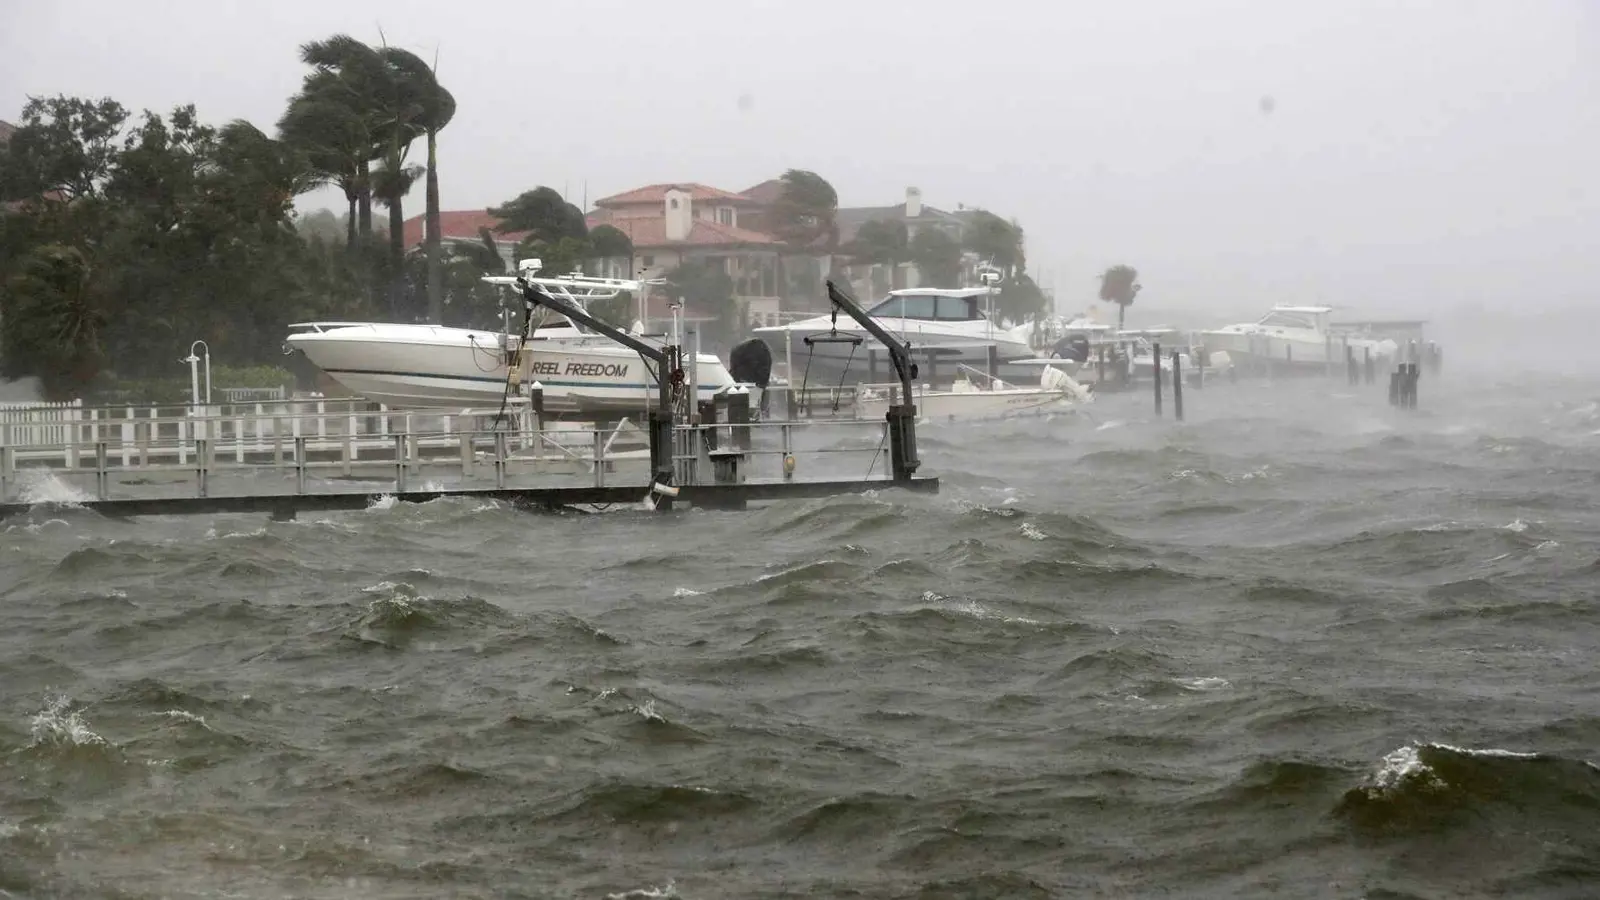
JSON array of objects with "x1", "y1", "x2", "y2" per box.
[{"x1": 480, "y1": 266, "x2": 926, "y2": 509}]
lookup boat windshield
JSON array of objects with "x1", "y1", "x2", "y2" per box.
[
  {"x1": 1257, "y1": 309, "x2": 1324, "y2": 330},
  {"x1": 869, "y1": 293, "x2": 986, "y2": 321}
]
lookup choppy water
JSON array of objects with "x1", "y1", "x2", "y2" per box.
[{"x1": 4, "y1": 369, "x2": 1600, "y2": 899}]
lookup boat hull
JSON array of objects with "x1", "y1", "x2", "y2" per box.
[{"x1": 287, "y1": 326, "x2": 735, "y2": 414}]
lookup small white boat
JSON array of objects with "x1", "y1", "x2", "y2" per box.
[
  {"x1": 286, "y1": 270, "x2": 736, "y2": 416},
  {"x1": 854, "y1": 365, "x2": 1092, "y2": 422}
]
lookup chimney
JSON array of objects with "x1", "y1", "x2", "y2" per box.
[
  {"x1": 664, "y1": 187, "x2": 692, "y2": 242},
  {"x1": 905, "y1": 186, "x2": 922, "y2": 219}
]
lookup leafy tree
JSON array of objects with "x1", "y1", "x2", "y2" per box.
[
  {"x1": 1, "y1": 95, "x2": 381, "y2": 397},
  {"x1": 295, "y1": 208, "x2": 346, "y2": 244},
  {"x1": 663, "y1": 259, "x2": 740, "y2": 347},
  {"x1": 489, "y1": 186, "x2": 587, "y2": 245},
  {"x1": 910, "y1": 227, "x2": 963, "y2": 287},
  {"x1": 846, "y1": 219, "x2": 910, "y2": 292},
  {"x1": 961, "y1": 209, "x2": 1025, "y2": 273},
  {"x1": 767, "y1": 168, "x2": 839, "y2": 248},
  {"x1": 1098, "y1": 264, "x2": 1141, "y2": 328},
  {"x1": 587, "y1": 223, "x2": 633, "y2": 261},
  {"x1": 995, "y1": 272, "x2": 1048, "y2": 324},
  {"x1": 1, "y1": 244, "x2": 106, "y2": 397},
  {"x1": 0, "y1": 95, "x2": 128, "y2": 202}
]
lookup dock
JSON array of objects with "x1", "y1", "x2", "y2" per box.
[{"x1": 0, "y1": 396, "x2": 937, "y2": 520}]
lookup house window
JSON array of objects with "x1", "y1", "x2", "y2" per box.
[
  {"x1": 717, "y1": 207, "x2": 734, "y2": 226},
  {"x1": 641, "y1": 255, "x2": 655, "y2": 268}
]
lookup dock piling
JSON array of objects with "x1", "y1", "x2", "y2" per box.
[
  {"x1": 1152, "y1": 341, "x2": 1164, "y2": 417},
  {"x1": 1171, "y1": 350, "x2": 1184, "y2": 422}
]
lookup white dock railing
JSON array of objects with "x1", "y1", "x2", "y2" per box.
[{"x1": 0, "y1": 398, "x2": 893, "y2": 504}]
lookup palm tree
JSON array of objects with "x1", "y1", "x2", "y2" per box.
[
  {"x1": 373, "y1": 161, "x2": 424, "y2": 317},
  {"x1": 289, "y1": 35, "x2": 388, "y2": 238},
  {"x1": 1098, "y1": 265, "x2": 1141, "y2": 329},
  {"x1": 372, "y1": 49, "x2": 457, "y2": 324},
  {"x1": 276, "y1": 94, "x2": 371, "y2": 246}
]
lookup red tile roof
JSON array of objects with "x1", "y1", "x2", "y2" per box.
[
  {"x1": 586, "y1": 211, "x2": 777, "y2": 249},
  {"x1": 739, "y1": 179, "x2": 786, "y2": 205},
  {"x1": 399, "y1": 211, "x2": 531, "y2": 249},
  {"x1": 395, "y1": 206, "x2": 778, "y2": 253},
  {"x1": 593, "y1": 182, "x2": 760, "y2": 208},
  {"x1": 0, "y1": 120, "x2": 16, "y2": 143}
]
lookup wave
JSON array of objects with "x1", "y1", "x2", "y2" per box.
[{"x1": 1336, "y1": 742, "x2": 1600, "y2": 835}]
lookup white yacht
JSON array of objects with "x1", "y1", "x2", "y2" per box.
[
  {"x1": 1201, "y1": 305, "x2": 1396, "y2": 368},
  {"x1": 285, "y1": 270, "x2": 736, "y2": 416},
  {"x1": 752, "y1": 287, "x2": 1035, "y2": 386}
]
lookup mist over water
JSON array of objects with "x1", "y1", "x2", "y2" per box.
[{"x1": 4, "y1": 371, "x2": 1599, "y2": 898}]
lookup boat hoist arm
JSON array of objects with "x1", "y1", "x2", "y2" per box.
[{"x1": 824, "y1": 280, "x2": 918, "y2": 408}]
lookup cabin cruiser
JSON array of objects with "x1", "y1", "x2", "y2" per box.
[
  {"x1": 751, "y1": 286, "x2": 1035, "y2": 387},
  {"x1": 285, "y1": 269, "x2": 736, "y2": 416},
  {"x1": 1201, "y1": 305, "x2": 1396, "y2": 369}
]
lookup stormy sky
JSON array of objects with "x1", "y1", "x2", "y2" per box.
[{"x1": 3, "y1": 0, "x2": 1596, "y2": 322}]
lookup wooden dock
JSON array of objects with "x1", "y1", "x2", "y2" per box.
[{"x1": 0, "y1": 397, "x2": 937, "y2": 518}]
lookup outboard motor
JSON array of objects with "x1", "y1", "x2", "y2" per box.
[
  {"x1": 1051, "y1": 333, "x2": 1093, "y2": 363},
  {"x1": 728, "y1": 337, "x2": 774, "y2": 416}
]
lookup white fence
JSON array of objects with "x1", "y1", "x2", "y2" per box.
[{"x1": 0, "y1": 400, "x2": 84, "y2": 447}]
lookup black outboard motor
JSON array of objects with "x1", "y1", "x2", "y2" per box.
[
  {"x1": 1051, "y1": 333, "x2": 1093, "y2": 363},
  {"x1": 728, "y1": 337, "x2": 774, "y2": 416}
]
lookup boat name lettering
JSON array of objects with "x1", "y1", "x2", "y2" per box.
[
  {"x1": 565, "y1": 362, "x2": 629, "y2": 378},
  {"x1": 528, "y1": 361, "x2": 562, "y2": 376}
]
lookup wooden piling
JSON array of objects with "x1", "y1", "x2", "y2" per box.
[
  {"x1": 1152, "y1": 341, "x2": 1164, "y2": 417},
  {"x1": 1171, "y1": 350, "x2": 1184, "y2": 422}
]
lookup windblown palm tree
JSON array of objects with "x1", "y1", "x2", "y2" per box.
[{"x1": 1098, "y1": 265, "x2": 1141, "y2": 329}]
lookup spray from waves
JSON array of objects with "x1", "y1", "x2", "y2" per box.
[{"x1": 14, "y1": 469, "x2": 89, "y2": 506}]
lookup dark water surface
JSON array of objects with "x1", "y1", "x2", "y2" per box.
[{"x1": 4, "y1": 371, "x2": 1600, "y2": 899}]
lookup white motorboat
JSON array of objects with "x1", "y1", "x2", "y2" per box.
[
  {"x1": 753, "y1": 286, "x2": 1035, "y2": 386},
  {"x1": 285, "y1": 270, "x2": 736, "y2": 416},
  {"x1": 1200, "y1": 305, "x2": 1396, "y2": 369},
  {"x1": 854, "y1": 365, "x2": 1092, "y2": 423}
]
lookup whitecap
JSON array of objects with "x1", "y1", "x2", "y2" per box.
[
  {"x1": 1018, "y1": 522, "x2": 1046, "y2": 541},
  {"x1": 606, "y1": 880, "x2": 679, "y2": 899},
  {"x1": 1177, "y1": 676, "x2": 1231, "y2": 692},
  {"x1": 29, "y1": 695, "x2": 106, "y2": 748},
  {"x1": 155, "y1": 709, "x2": 210, "y2": 729}
]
